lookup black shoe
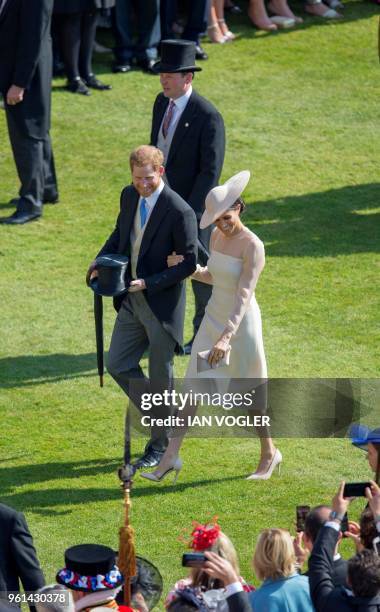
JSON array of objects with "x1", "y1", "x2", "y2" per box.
[
  {"x1": 66, "y1": 78, "x2": 90, "y2": 95},
  {"x1": 134, "y1": 448, "x2": 165, "y2": 469},
  {"x1": 195, "y1": 45, "x2": 208, "y2": 61},
  {"x1": 183, "y1": 336, "x2": 195, "y2": 356},
  {"x1": 43, "y1": 193, "x2": 59, "y2": 204},
  {"x1": 137, "y1": 58, "x2": 157, "y2": 74},
  {"x1": 83, "y1": 74, "x2": 112, "y2": 90},
  {"x1": 112, "y1": 62, "x2": 132, "y2": 74},
  {"x1": 0, "y1": 209, "x2": 41, "y2": 224}
]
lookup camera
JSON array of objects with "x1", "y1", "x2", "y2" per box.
[
  {"x1": 182, "y1": 553, "x2": 207, "y2": 568},
  {"x1": 343, "y1": 482, "x2": 371, "y2": 498}
]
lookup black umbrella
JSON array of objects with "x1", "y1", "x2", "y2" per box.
[{"x1": 93, "y1": 293, "x2": 104, "y2": 387}]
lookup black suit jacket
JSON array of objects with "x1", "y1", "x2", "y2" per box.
[
  {"x1": 304, "y1": 554, "x2": 348, "y2": 588},
  {"x1": 97, "y1": 184, "x2": 198, "y2": 348},
  {"x1": 227, "y1": 590, "x2": 252, "y2": 612},
  {"x1": 309, "y1": 526, "x2": 380, "y2": 612},
  {"x1": 0, "y1": 0, "x2": 53, "y2": 138},
  {"x1": 0, "y1": 504, "x2": 45, "y2": 599},
  {"x1": 150, "y1": 90, "x2": 225, "y2": 221}
]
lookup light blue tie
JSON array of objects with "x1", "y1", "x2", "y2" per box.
[{"x1": 140, "y1": 198, "x2": 148, "y2": 228}]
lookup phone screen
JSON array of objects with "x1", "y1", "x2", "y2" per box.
[{"x1": 296, "y1": 505, "x2": 310, "y2": 532}]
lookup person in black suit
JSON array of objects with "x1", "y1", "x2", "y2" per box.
[
  {"x1": 151, "y1": 40, "x2": 225, "y2": 353},
  {"x1": 0, "y1": 503, "x2": 45, "y2": 603},
  {"x1": 0, "y1": 0, "x2": 58, "y2": 225},
  {"x1": 53, "y1": 0, "x2": 114, "y2": 95},
  {"x1": 295, "y1": 505, "x2": 348, "y2": 587},
  {"x1": 112, "y1": 0, "x2": 161, "y2": 74},
  {"x1": 308, "y1": 481, "x2": 380, "y2": 612},
  {"x1": 88, "y1": 145, "x2": 197, "y2": 468}
]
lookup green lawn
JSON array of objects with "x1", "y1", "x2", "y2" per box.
[{"x1": 0, "y1": 0, "x2": 379, "y2": 606}]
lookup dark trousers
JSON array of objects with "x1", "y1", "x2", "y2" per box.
[
  {"x1": 58, "y1": 10, "x2": 98, "y2": 81},
  {"x1": 5, "y1": 109, "x2": 57, "y2": 214},
  {"x1": 160, "y1": 0, "x2": 177, "y2": 39},
  {"x1": 113, "y1": 0, "x2": 161, "y2": 63},
  {"x1": 182, "y1": 0, "x2": 209, "y2": 43}
]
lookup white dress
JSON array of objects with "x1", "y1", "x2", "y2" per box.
[{"x1": 186, "y1": 226, "x2": 267, "y2": 381}]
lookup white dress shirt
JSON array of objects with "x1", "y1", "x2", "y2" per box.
[{"x1": 130, "y1": 179, "x2": 165, "y2": 278}]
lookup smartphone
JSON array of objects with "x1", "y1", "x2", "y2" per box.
[
  {"x1": 182, "y1": 553, "x2": 206, "y2": 568},
  {"x1": 343, "y1": 482, "x2": 371, "y2": 498},
  {"x1": 296, "y1": 505, "x2": 310, "y2": 532},
  {"x1": 341, "y1": 512, "x2": 349, "y2": 536}
]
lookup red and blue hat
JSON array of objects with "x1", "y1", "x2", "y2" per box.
[{"x1": 56, "y1": 544, "x2": 123, "y2": 592}]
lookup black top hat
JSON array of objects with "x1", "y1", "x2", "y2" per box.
[
  {"x1": 90, "y1": 254, "x2": 130, "y2": 297},
  {"x1": 56, "y1": 544, "x2": 124, "y2": 592},
  {"x1": 153, "y1": 40, "x2": 202, "y2": 73}
]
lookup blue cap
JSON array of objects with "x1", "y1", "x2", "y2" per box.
[{"x1": 349, "y1": 424, "x2": 380, "y2": 451}]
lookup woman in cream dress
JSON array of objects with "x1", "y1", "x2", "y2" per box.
[{"x1": 141, "y1": 171, "x2": 281, "y2": 482}]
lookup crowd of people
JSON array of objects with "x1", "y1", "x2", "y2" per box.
[
  {"x1": 50, "y1": 0, "x2": 345, "y2": 93},
  {"x1": 1, "y1": 427, "x2": 380, "y2": 612}
]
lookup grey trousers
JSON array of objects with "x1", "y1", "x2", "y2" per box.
[{"x1": 107, "y1": 292, "x2": 176, "y2": 452}]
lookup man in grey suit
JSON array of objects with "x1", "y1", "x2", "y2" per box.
[
  {"x1": 89, "y1": 145, "x2": 198, "y2": 468},
  {"x1": 0, "y1": 0, "x2": 58, "y2": 225}
]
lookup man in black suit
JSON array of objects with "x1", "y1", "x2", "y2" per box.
[
  {"x1": 0, "y1": 0, "x2": 58, "y2": 225},
  {"x1": 112, "y1": 0, "x2": 161, "y2": 74},
  {"x1": 151, "y1": 40, "x2": 225, "y2": 353},
  {"x1": 0, "y1": 503, "x2": 45, "y2": 602},
  {"x1": 296, "y1": 505, "x2": 348, "y2": 587},
  {"x1": 308, "y1": 481, "x2": 380, "y2": 612},
  {"x1": 89, "y1": 145, "x2": 197, "y2": 468}
]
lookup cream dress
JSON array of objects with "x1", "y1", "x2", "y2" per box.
[{"x1": 186, "y1": 226, "x2": 267, "y2": 380}]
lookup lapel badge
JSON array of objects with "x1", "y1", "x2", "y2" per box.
[{"x1": 185, "y1": 122, "x2": 189, "y2": 128}]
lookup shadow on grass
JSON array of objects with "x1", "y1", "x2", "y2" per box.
[
  {"x1": 0, "y1": 352, "x2": 99, "y2": 388},
  {"x1": 0, "y1": 201, "x2": 15, "y2": 212},
  {"x1": 0, "y1": 458, "x2": 243, "y2": 515},
  {"x1": 245, "y1": 183, "x2": 380, "y2": 257}
]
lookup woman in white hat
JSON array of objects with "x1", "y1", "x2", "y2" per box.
[{"x1": 141, "y1": 171, "x2": 281, "y2": 482}]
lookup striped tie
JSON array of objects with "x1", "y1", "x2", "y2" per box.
[
  {"x1": 162, "y1": 100, "x2": 175, "y2": 139},
  {"x1": 140, "y1": 198, "x2": 148, "y2": 228}
]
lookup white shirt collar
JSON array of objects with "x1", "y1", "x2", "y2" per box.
[
  {"x1": 141, "y1": 178, "x2": 165, "y2": 211},
  {"x1": 170, "y1": 85, "x2": 192, "y2": 113}
]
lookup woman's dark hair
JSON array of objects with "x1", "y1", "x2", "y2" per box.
[
  {"x1": 360, "y1": 507, "x2": 378, "y2": 549},
  {"x1": 229, "y1": 197, "x2": 246, "y2": 216},
  {"x1": 348, "y1": 550, "x2": 380, "y2": 597}
]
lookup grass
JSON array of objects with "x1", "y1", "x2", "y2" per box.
[{"x1": 0, "y1": 0, "x2": 379, "y2": 606}]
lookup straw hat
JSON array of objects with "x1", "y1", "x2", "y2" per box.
[{"x1": 199, "y1": 171, "x2": 250, "y2": 229}]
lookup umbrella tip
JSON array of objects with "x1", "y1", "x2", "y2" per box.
[{"x1": 100, "y1": 375, "x2": 104, "y2": 387}]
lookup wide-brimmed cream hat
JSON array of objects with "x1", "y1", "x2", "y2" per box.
[{"x1": 200, "y1": 170, "x2": 251, "y2": 229}]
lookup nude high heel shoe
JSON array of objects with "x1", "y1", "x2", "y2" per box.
[
  {"x1": 246, "y1": 449, "x2": 282, "y2": 480},
  {"x1": 140, "y1": 457, "x2": 183, "y2": 484}
]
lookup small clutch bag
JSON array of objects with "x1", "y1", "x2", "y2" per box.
[{"x1": 197, "y1": 348, "x2": 231, "y2": 373}]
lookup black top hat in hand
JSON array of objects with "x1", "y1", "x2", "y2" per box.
[
  {"x1": 153, "y1": 40, "x2": 202, "y2": 73},
  {"x1": 90, "y1": 254, "x2": 130, "y2": 297}
]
